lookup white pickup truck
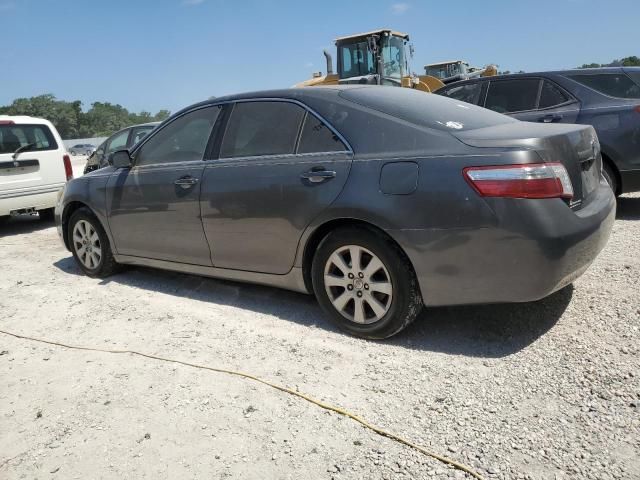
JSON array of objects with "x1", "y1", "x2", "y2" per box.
[{"x1": 0, "y1": 115, "x2": 73, "y2": 221}]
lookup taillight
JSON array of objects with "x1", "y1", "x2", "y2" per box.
[
  {"x1": 63, "y1": 154, "x2": 73, "y2": 180},
  {"x1": 463, "y1": 163, "x2": 573, "y2": 199},
  {"x1": 634, "y1": 105, "x2": 640, "y2": 113},
  {"x1": 0, "y1": 120, "x2": 15, "y2": 125}
]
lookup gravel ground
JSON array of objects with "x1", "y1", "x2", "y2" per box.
[{"x1": 0, "y1": 194, "x2": 638, "y2": 480}]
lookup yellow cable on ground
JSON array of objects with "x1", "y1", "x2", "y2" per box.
[{"x1": 0, "y1": 329, "x2": 485, "y2": 479}]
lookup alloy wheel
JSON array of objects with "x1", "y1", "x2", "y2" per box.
[
  {"x1": 323, "y1": 245, "x2": 393, "y2": 324},
  {"x1": 72, "y1": 220, "x2": 102, "y2": 269}
]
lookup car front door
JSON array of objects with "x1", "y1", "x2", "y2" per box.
[
  {"x1": 105, "y1": 106, "x2": 221, "y2": 265},
  {"x1": 200, "y1": 100, "x2": 353, "y2": 274}
]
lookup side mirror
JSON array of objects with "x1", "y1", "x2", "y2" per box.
[{"x1": 110, "y1": 149, "x2": 132, "y2": 168}]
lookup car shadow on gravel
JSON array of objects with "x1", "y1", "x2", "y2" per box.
[
  {"x1": 54, "y1": 256, "x2": 572, "y2": 358},
  {"x1": 616, "y1": 195, "x2": 640, "y2": 220},
  {"x1": 0, "y1": 215, "x2": 54, "y2": 238},
  {"x1": 392, "y1": 285, "x2": 573, "y2": 357}
]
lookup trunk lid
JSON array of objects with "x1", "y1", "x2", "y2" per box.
[{"x1": 453, "y1": 122, "x2": 601, "y2": 208}]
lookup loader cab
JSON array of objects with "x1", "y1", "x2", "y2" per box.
[
  {"x1": 335, "y1": 29, "x2": 409, "y2": 86},
  {"x1": 425, "y1": 61, "x2": 470, "y2": 83}
]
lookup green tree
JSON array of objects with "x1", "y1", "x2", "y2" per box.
[
  {"x1": 580, "y1": 62, "x2": 601, "y2": 68},
  {"x1": 621, "y1": 56, "x2": 640, "y2": 66},
  {"x1": 0, "y1": 94, "x2": 171, "y2": 139},
  {"x1": 578, "y1": 56, "x2": 640, "y2": 68},
  {"x1": 0, "y1": 94, "x2": 82, "y2": 138}
]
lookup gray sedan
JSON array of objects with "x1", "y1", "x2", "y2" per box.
[
  {"x1": 68, "y1": 143, "x2": 96, "y2": 156},
  {"x1": 55, "y1": 86, "x2": 615, "y2": 339}
]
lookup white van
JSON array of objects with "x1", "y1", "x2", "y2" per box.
[{"x1": 0, "y1": 116, "x2": 72, "y2": 221}]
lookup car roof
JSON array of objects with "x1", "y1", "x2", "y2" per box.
[
  {"x1": 0, "y1": 115, "x2": 54, "y2": 125},
  {"x1": 177, "y1": 86, "x2": 381, "y2": 114},
  {"x1": 449, "y1": 66, "x2": 635, "y2": 84}
]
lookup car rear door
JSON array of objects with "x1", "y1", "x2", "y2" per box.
[
  {"x1": 0, "y1": 122, "x2": 66, "y2": 202},
  {"x1": 200, "y1": 100, "x2": 353, "y2": 274},
  {"x1": 483, "y1": 77, "x2": 580, "y2": 124},
  {"x1": 105, "y1": 106, "x2": 221, "y2": 265}
]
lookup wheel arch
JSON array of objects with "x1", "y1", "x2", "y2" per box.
[
  {"x1": 300, "y1": 218, "x2": 417, "y2": 293},
  {"x1": 600, "y1": 150, "x2": 621, "y2": 195}
]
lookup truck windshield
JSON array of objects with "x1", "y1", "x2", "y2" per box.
[
  {"x1": 339, "y1": 41, "x2": 376, "y2": 79},
  {"x1": 381, "y1": 35, "x2": 405, "y2": 82}
]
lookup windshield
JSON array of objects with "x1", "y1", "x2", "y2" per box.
[
  {"x1": 339, "y1": 41, "x2": 376, "y2": 79},
  {"x1": 381, "y1": 35, "x2": 405, "y2": 82},
  {"x1": 0, "y1": 124, "x2": 57, "y2": 155}
]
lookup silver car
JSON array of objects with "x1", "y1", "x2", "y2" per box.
[{"x1": 68, "y1": 143, "x2": 96, "y2": 156}]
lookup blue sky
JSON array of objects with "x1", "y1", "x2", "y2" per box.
[{"x1": 1, "y1": 0, "x2": 638, "y2": 113}]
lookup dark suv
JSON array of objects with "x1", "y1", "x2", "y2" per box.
[{"x1": 436, "y1": 67, "x2": 640, "y2": 195}]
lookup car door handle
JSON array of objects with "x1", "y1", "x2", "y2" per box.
[
  {"x1": 300, "y1": 169, "x2": 337, "y2": 184},
  {"x1": 174, "y1": 176, "x2": 199, "y2": 189},
  {"x1": 540, "y1": 114, "x2": 563, "y2": 123}
]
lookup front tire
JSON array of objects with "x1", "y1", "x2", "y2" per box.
[
  {"x1": 68, "y1": 208, "x2": 118, "y2": 278},
  {"x1": 311, "y1": 227, "x2": 423, "y2": 339}
]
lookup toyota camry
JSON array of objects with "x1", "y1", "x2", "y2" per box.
[{"x1": 55, "y1": 86, "x2": 615, "y2": 339}]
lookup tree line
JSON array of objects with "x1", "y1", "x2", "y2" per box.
[
  {"x1": 0, "y1": 94, "x2": 170, "y2": 139},
  {"x1": 579, "y1": 55, "x2": 640, "y2": 68}
]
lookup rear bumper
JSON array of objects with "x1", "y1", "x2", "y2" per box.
[
  {"x1": 390, "y1": 181, "x2": 616, "y2": 306},
  {"x1": 0, "y1": 190, "x2": 59, "y2": 216}
]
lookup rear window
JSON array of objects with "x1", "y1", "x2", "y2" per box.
[
  {"x1": 0, "y1": 124, "x2": 58, "y2": 155},
  {"x1": 567, "y1": 73, "x2": 640, "y2": 99},
  {"x1": 339, "y1": 87, "x2": 516, "y2": 132}
]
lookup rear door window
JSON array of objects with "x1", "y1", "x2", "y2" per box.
[
  {"x1": 567, "y1": 73, "x2": 640, "y2": 99},
  {"x1": 484, "y1": 79, "x2": 541, "y2": 113},
  {"x1": 438, "y1": 82, "x2": 484, "y2": 106},
  {"x1": 297, "y1": 113, "x2": 347, "y2": 154},
  {"x1": 539, "y1": 80, "x2": 571, "y2": 109},
  {"x1": 221, "y1": 101, "x2": 305, "y2": 158},
  {"x1": 0, "y1": 124, "x2": 57, "y2": 154}
]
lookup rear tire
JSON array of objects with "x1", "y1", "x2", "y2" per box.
[
  {"x1": 311, "y1": 227, "x2": 423, "y2": 339},
  {"x1": 68, "y1": 208, "x2": 118, "y2": 278},
  {"x1": 602, "y1": 162, "x2": 618, "y2": 196},
  {"x1": 38, "y1": 208, "x2": 55, "y2": 222}
]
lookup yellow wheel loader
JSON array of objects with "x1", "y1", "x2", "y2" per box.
[
  {"x1": 295, "y1": 29, "x2": 446, "y2": 93},
  {"x1": 424, "y1": 60, "x2": 498, "y2": 85}
]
